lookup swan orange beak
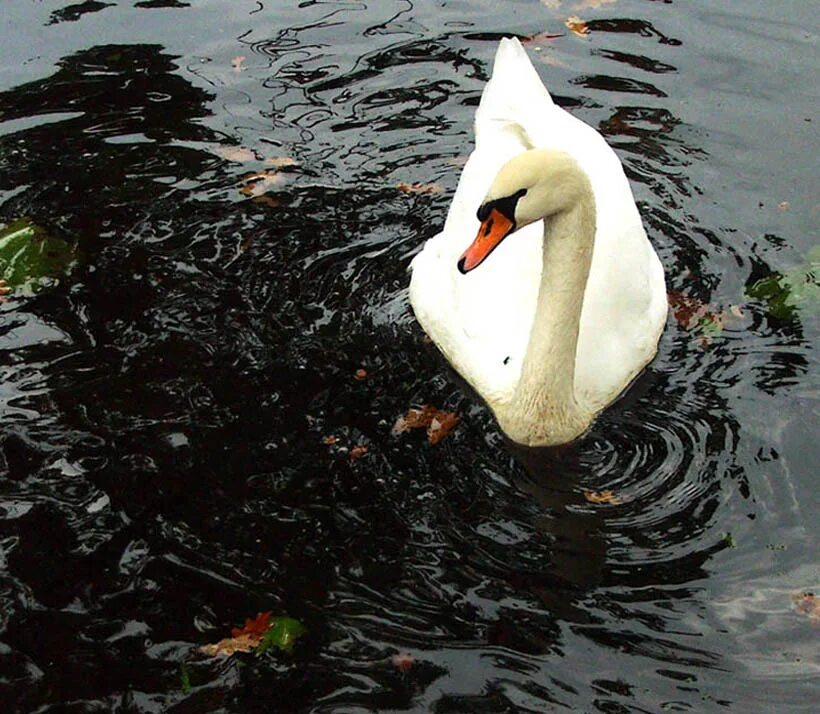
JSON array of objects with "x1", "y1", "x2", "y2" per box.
[{"x1": 457, "y1": 208, "x2": 515, "y2": 274}]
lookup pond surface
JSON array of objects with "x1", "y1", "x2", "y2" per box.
[{"x1": 0, "y1": 1, "x2": 817, "y2": 712}]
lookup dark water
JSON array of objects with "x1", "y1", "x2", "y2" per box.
[{"x1": 1, "y1": 1, "x2": 817, "y2": 712}]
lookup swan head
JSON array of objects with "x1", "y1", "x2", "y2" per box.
[{"x1": 457, "y1": 149, "x2": 588, "y2": 274}]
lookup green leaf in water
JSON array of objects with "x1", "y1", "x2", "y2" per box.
[
  {"x1": 180, "y1": 664, "x2": 191, "y2": 694},
  {"x1": 745, "y1": 245, "x2": 820, "y2": 319},
  {"x1": 723, "y1": 532, "x2": 736, "y2": 549},
  {"x1": 0, "y1": 218, "x2": 80, "y2": 295},
  {"x1": 255, "y1": 616, "x2": 306, "y2": 655}
]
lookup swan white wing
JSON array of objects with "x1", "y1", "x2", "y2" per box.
[
  {"x1": 411, "y1": 39, "x2": 550, "y2": 402},
  {"x1": 410, "y1": 37, "x2": 667, "y2": 414}
]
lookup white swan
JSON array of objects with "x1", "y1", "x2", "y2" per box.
[{"x1": 409, "y1": 37, "x2": 667, "y2": 446}]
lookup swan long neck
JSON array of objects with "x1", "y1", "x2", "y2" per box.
[{"x1": 499, "y1": 186, "x2": 596, "y2": 445}]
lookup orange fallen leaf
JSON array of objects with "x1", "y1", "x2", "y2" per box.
[
  {"x1": 428, "y1": 411, "x2": 461, "y2": 445},
  {"x1": 777, "y1": 201, "x2": 790, "y2": 211},
  {"x1": 393, "y1": 405, "x2": 460, "y2": 444},
  {"x1": 199, "y1": 611, "x2": 272, "y2": 657},
  {"x1": 322, "y1": 435, "x2": 338, "y2": 446},
  {"x1": 355, "y1": 368, "x2": 368, "y2": 380},
  {"x1": 231, "y1": 56, "x2": 246, "y2": 72},
  {"x1": 350, "y1": 444, "x2": 369, "y2": 461},
  {"x1": 565, "y1": 15, "x2": 590, "y2": 37},
  {"x1": 584, "y1": 489, "x2": 622, "y2": 505},
  {"x1": 392, "y1": 653, "x2": 415, "y2": 672},
  {"x1": 791, "y1": 591, "x2": 820, "y2": 623},
  {"x1": 232, "y1": 611, "x2": 272, "y2": 638},
  {"x1": 397, "y1": 181, "x2": 444, "y2": 195}
]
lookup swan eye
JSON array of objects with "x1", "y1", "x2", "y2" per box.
[{"x1": 477, "y1": 188, "x2": 527, "y2": 223}]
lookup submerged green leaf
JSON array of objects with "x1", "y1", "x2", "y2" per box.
[
  {"x1": 255, "y1": 616, "x2": 306, "y2": 655},
  {"x1": 745, "y1": 245, "x2": 820, "y2": 319},
  {"x1": 0, "y1": 218, "x2": 80, "y2": 295},
  {"x1": 180, "y1": 664, "x2": 191, "y2": 694}
]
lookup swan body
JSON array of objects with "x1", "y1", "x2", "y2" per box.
[{"x1": 408, "y1": 37, "x2": 667, "y2": 446}]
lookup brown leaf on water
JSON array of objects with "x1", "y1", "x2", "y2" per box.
[
  {"x1": 393, "y1": 405, "x2": 460, "y2": 444},
  {"x1": 199, "y1": 633, "x2": 258, "y2": 657},
  {"x1": 791, "y1": 591, "x2": 820, "y2": 623},
  {"x1": 397, "y1": 181, "x2": 444, "y2": 195},
  {"x1": 218, "y1": 146, "x2": 256, "y2": 162},
  {"x1": 231, "y1": 56, "x2": 246, "y2": 73},
  {"x1": 392, "y1": 653, "x2": 415, "y2": 672},
  {"x1": 265, "y1": 156, "x2": 298, "y2": 168},
  {"x1": 252, "y1": 195, "x2": 282, "y2": 209},
  {"x1": 521, "y1": 30, "x2": 564, "y2": 47},
  {"x1": 349, "y1": 444, "x2": 369, "y2": 461},
  {"x1": 667, "y1": 291, "x2": 720, "y2": 331},
  {"x1": 565, "y1": 15, "x2": 591, "y2": 37},
  {"x1": 322, "y1": 435, "x2": 338, "y2": 446},
  {"x1": 777, "y1": 201, "x2": 790, "y2": 211},
  {"x1": 583, "y1": 489, "x2": 622, "y2": 505},
  {"x1": 238, "y1": 170, "x2": 284, "y2": 198},
  {"x1": 355, "y1": 368, "x2": 368, "y2": 380},
  {"x1": 428, "y1": 411, "x2": 461, "y2": 444},
  {"x1": 573, "y1": 0, "x2": 617, "y2": 10},
  {"x1": 199, "y1": 611, "x2": 272, "y2": 657}
]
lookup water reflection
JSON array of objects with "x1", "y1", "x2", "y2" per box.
[{"x1": 0, "y1": 2, "x2": 817, "y2": 712}]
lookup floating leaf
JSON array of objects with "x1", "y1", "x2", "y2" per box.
[
  {"x1": 574, "y1": 0, "x2": 617, "y2": 9},
  {"x1": 745, "y1": 247, "x2": 819, "y2": 319},
  {"x1": 180, "y1": 664, "x2": 191, "y2": 694},
  {"x1": 521, "y1": 31, "x2": 564, "y2": 46},
  {"x1": 790, "y1": 591, "x2": 820, "y2": 623},
  {"x1": 265, "y1": 156, "x2": 297, "y2": 168},
  {"x1": 428, "y1": 411, "x2": 460, "y2": 445},
  {"x1": 199, "y1": 612, "x2": 306, "y2": 657},
  {"x1": 583, "y1": 489, "x2": 622, "y2": 505},
  {"x1": 392, "y1": 653, "x2": 415, "y2": 672},
  {"x1": 355, "y1": 368, "x2": 368, "y2": 380},
  {"x1": 256, "y1": 616, "x2": 307, "y2": 655},
  {"x1": 218, "y1": 145, "x2": 256, "y2": 162},
  {"x1": 397, "y1": 181, "x2": 444, "y2": 195},
  {"x1": 231, "y1": 611, "x2": 272, "y2": 639},
  {"x1": 393, "y1": 405, "x2": 460, "y2": 444},
  {"x1": 349, "y1": 444, "x2": 369, "y2": 461},
  {"x1": 238, "y1": 170, "x2": 285, "y2": 198},
  {"x1": 252, "y1": 195, "x2": 282, "y2": 209},
  {"x1": 565, "y1": 16, "x2": 590, "y2": 37},
  {"x1": 0, "y1": 218, "x2": 80, "y2": 295},
  {"x1": 198, "y1": 633, "x2": 259, "y2": 657},
  {"x1": 667, "y1": 290, "x2": 726, "y2": 345},
  {"x1": 322, "y1": 435, "x2": 338, "y2": 446},
  {"x1": 722, "y1": 532, "x2": 736, "y2": 548}
]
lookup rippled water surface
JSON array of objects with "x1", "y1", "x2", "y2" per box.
[{"x1": 1, "y1": 1, "x2": 817, "y2": 712}]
